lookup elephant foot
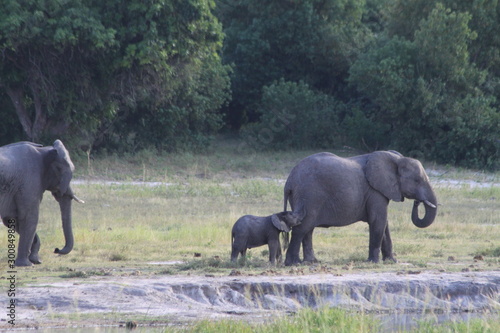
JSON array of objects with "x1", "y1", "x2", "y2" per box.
[
  {"x1": 383, "y1": 256, "x2": 397, "y2": 263},
  {"x1": 302, "y1": 256, "x2": 319, "y2": 265},
  {"x1": 302, "y1": 255, "x2": 319, "y2": 265},
  {"x1": 285, "y1": 256, "x2": 302, "y2": 266},
  {"x1": 367, "y1": 257, "x2": 380, "y2": 264},
  {"x1": 29, "y1": 255, "x2": 42, "y2": 265},
  {"x1": 15, "y1": 258, "x2": 33, "y2": 267}
]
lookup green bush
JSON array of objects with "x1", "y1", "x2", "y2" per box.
[
  {"x1": 100, "y1": 57, "x2": 231, "y2": 153},
  {"x1": 349, "y1": 4, "x2": 500, "y2": 170},
  {"x1": 241, "y1": 79, "x2": 344, "y2": 150},
  {"x1": 341, "y1": 104, "x2": 391, "y2": 151}
]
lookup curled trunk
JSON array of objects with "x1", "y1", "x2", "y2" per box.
[{"x1": 411, "y1": 198, "x2": 437, "y2": 228}]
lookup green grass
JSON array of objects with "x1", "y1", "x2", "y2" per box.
[
  {"x1": 184, "y1": 307, "x2": 380, "y2": 333},
  {"x1": 45, "y1": 308, "x2": 500, "y2": 333},
  {"x1": 180, "y1": 310, "x2": 500, "y2": 333},
  {"x1": 1, "y1": 139, "x2": 498, "y2": 277},
  {"x1": 14, "y1": 181, "x2": 495, "y2": 278},
  {"x1": 0, "y1": 139, "x2": 498, "y2": 331},
  {"x1": 74, "y1": 138, "x2": 320, "y2": 182},
  {"x1": 414, "y1": 318, "x2": 500, "y2": 333}
]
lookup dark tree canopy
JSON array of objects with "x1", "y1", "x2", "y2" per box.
[
  {"x1": 0, "y1": 0, "x2": 498, "y2": 169},
  {"x1": 0, "y1": 0, "x2": 116, "y2": 142},
  {"x1": 349, "y1": 2, "x2": 499, "y2": 169},
  {"x1": 216, "y1": 0, "x2": 368, "y2": 127},
  {"x1": 0, "y1": 0, "x2": 230, "y2": 151}
]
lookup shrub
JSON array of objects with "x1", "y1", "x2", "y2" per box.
[{"x1": 241, "y1": 79, "x2": 344, "y2": 150}]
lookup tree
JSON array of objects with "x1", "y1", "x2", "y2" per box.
[
  {"x1": 216, "y1": 0, "x2": 369, "y2": 128},
  {"x1": 386, "y1": 0, "x2": 500, "y2": 114},
  {"x1": 350, "y1": 3, "x2": 499, "y2": 169},
  {"x1": 241, "y1": 79, "x2": 343, "y2": 150},
  {"x1": 0, "y1": 0, "x2": 116, "y2": 142},
  {"x1": 94, "y1": 0, "x2": 231, "y2": 152},
  {"x1": 0, "y1": 0, "x2": 230, "y2": 151}
]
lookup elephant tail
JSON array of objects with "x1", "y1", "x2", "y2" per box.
[
  {"x1": 284, "y1": 187, "x2": 292, "y2": 211},
  {"x1": 281, "y1": 232, "x2": 290, "y2": 251},
  {"x1": 284, "y1": 185, "x2": 307, "y2": 222}
]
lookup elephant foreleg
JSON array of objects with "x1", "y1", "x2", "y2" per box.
[
  {"x1": 381, "y1": 225, "x2": 396, "y2": 262},
  {"x1": 302, "y1": 230, "x2": 317, "y2": 263},
  {"x1": 368, "y1": 221, "x2": 388, "y2": 263},
  {"x1": 29, "y1": 233, "x2": 42, "y2": 264},
  {"x1": 15, "y1": 220, "x2": 37, "y2": 267}
]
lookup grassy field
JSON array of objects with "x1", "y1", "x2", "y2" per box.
[
  {"x1": 2, "y1": 139, "x2": 497, "y2": 277},
  {"x1": 173, "y1": 308, "x2": 499, "y2": 333},
  {"x1": 0, "y1": 139, "x2": 498, "y2": 331}
]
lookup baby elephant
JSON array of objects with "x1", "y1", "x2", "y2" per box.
[{"x1": 231, "y1": 211, "x2": 301, "y2": 264}]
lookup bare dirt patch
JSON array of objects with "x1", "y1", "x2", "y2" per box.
[{"x1": 2, "y1": 270, "x2": 498, "y2": 330}]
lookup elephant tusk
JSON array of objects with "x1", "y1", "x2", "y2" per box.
[
  {"x1": 72, "y1": 195, "x2": 85, "y2": 204},
  {"x1": 424, "y1": 200, "x2": 437, "y2": 209}
]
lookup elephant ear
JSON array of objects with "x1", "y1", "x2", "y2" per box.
[
  {"x1": 364, "y1": 151, "x2": 403, "y2": 202},
  {"x1": 271, "y1": 214, "x2": 290, "y2": 232},
  {"x1": 53, "y1": 140, "x2": 75, "y2": 195}
]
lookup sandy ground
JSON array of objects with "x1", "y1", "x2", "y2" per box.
[{"x1": 1, "y1": 270, "x2": 498, "y2": 330}]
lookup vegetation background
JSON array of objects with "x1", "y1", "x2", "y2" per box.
[
  {"x1": 0, "y1": 0, "x2": 499, "y2": 170},
  {"x1": 1, "y1": 145, "x2": 498, "y2": 331},
  {"x1": 1, "y1": 2, "x2": 499, "y2": 330}
]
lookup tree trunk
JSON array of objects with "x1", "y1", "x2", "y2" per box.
[
  {"x1": 5, "y1": 86, "x2": 46, "y2": 142},
  {"x1": 5, "y1": 87, "x2": 35, "y2": 140}
]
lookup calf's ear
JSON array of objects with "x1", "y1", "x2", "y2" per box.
[{"x1": 272, "y1": 214, "x2": 290, "y2": 232}]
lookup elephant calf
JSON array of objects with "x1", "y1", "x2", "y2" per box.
[{"x1": 231, "y1": 211, "x2": 301, "y2": 264}]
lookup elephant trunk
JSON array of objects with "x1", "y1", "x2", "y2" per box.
[
  {"x1": 54, "y1": 194, "x2": 74, "y2": 254},
  {"x1": 411, "y1": 191, "x2": 437, "y2": 228}
]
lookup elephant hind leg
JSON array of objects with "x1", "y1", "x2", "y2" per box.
[
  {"x1": 233, "y1": 249, "x2": 247, "y2": 264},
  {"x1": 231, "y1": 245, "x2": 243, "y2": 262},
  {"x1": 29, "y1": 233, "x2": 42, "y2": 264},
  {"x1": 285, "y1": 231, "x2": 304, "y2": 266},
  {"x1": 302, "y1": 230, "x2": 318, "y2": 263}
]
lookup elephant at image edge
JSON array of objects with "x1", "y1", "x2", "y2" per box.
[
  {"x1": 283, "y1": 151, "x2": 438, "y2": 266},
  {"x1": 0, "y1": 140, "x2": 83, "y2": 266}
]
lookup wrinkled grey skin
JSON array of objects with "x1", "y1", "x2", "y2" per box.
[
  {"x1": 0, "y1": 140, "x2": 83, "y2": 266},
  {"x1": 284, "y1": 151, "x2": 438, "y2": 266},
  {"x1": 231, "y1": 211, "x2": 302, "y2": 264}
]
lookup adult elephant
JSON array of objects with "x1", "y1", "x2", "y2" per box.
[
  {"x1": 283, "y1": 151, "x2": 437, "y2": 266},
  {"x1": 0, "y1": 140, "x2": 83, "y2": 266}
]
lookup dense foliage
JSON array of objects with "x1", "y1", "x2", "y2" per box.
[
  {"x1": 241, "y1": 79, "x2": 344, "y2": 150},
  {"x1": 0, "y1": 0, "x2": 498, "y2": 168},
  {"x1": 350, "y1": 3, "x2": 499, "y2": 168},
  {"x1": 218, "y1": 0, "x2": 499, "y2": 169},
  {"x1": 0, "y1": 0, "x2": 230, "y2": 152}
]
